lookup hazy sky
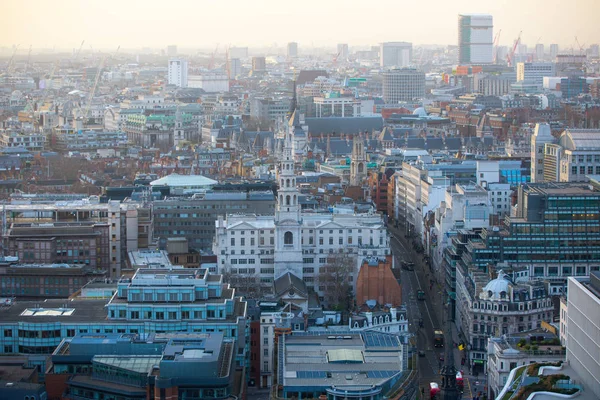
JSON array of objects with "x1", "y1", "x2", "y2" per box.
[{"x1": 1, "y1": 0, "x2": 599, "y2": 51}]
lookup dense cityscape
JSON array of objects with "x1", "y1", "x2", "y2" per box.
[{"x1": 0, "y1": 4, "x2": 599, "y2": 400}]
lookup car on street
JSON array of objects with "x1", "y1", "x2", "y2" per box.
[{"x1": 418, "y1": 350, "x2": 426, "y2": 357}]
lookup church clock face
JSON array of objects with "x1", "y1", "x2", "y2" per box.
[{"x1": 289, "y1": 289, "x2": 295, "y2": 296}]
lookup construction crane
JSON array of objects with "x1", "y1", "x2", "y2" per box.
[
  {"x1": 492, "y1": 29, "x2": 502, "y2": 64},
  {"x1": 26, "y1": 45, "x2": 32, "y2": 72},
  {"x1": 225, "y1": 45, "x2": 231, "y2": 80},
  {"x1": 332, "y1": 52, "x2": 341, "y2": 64},
  {"x1": 208, "y1": 43, "x2": 219, "y2": 69},
  {"x1": 73, "y1": 40, "x2": 85, "y2": 61},
  {"x1": 82, "y1": 45, "x2": 119, "y2": 124},
  {"x1": 507, "y1": 31, "x2": 522, "y2": 67},
  {"x1": 5, "y1": 44, "x2": 20, "y2": 76},
  {"x1": 575, "y1": 37, "x2": 586, "y2": 55}
]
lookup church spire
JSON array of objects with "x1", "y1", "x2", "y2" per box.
[{"x1": 287, "y1": 77, "x2": 297, "y2": 121}]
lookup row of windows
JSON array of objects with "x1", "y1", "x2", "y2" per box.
[{"x1": 109, "y1": 309, "x2": 226, "y2": 320}]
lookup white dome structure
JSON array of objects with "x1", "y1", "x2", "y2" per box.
[
  {"x1": 480, "y1": 270, "x2": 511, "y2": 301},
  {"x1": 412, "y1": 107, "x2": 428, "y2": 117}
]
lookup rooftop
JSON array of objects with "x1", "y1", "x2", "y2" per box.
[
  {"x1": 150, "y1": 173, "x2": 217, "y2": 188},
  {"x1": 0, "y1": 298, "x2": 108, "y2": 323},
  {"x1": 282, "y1": 332, "x2": 403, "y2": 388}
]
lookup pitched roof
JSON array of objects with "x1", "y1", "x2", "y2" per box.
[
  {"x1": 274, "y1": 272, "x2": 308, "y2": 297},
  {"x1": 304, "y1": 117, "x2": 383, "y2": 135}
]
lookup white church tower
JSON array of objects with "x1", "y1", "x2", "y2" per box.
[
  {"x1": 274, "y1": 128, "x2": 303, "y2": 279},
  {"x1": 350, "y1": 134, "x2": 367, "y2": 186}
]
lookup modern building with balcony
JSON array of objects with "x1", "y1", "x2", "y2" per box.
[
  {"x1": 45, "y1": 332, "x2": 242, "y2": 400},
  {"x1": 487, "y1": 331, "x2": 566, "y2": 399},
  {"x1": 0, "y1": 268, "x2": 247, "y2": 377},
  {"x1": 278, "y1": 332, "x2": 406, "y2": 400}
]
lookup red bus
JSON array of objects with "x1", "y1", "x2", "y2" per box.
[
  {"x1": 456, "y1": 371, "x2": 464, "y2": 393},
  {"x1": 430, "y1": 382, "x2": 440, "y2": 399}
]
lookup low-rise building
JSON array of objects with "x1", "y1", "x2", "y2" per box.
[
  {"x1": 279, "y1": 332, "x2": 406, "y2": 400},
  {"x1": 46, "y1": 332, "x2": 241, "y2": 400},
  {"x1": 0, "y1": 262, "x2": 105, "y2": 298}
]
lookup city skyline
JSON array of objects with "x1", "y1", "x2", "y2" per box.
[{"x1": 1, "y1": 0, "x2": 599, "y2": 51}]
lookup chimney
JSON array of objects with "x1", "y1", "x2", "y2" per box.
[
  {"x1": 365, "y1": 311, "x2": 373, "y2": 326},
  {"x1": 390, "y1": 307, "x2": 397, "y2": 321}
]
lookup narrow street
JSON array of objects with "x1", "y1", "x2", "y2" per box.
[{"x1": 388, "y1": 223, "x2": 488, "y2": 399}]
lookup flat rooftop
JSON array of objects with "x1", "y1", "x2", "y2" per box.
[
  {"x1": 0, "y1": 298, "x2": 108, "y2": 323},
  {"x1": 283, "y1": 332, "x2": 403, "y2": 388}
]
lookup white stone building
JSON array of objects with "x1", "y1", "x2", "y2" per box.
[
  {"x1": 455, "y1": 270, "x2": 554, "y2": 374},
  {"x1": 213, "y1": 131, "x2": 389, "y2": 300}
]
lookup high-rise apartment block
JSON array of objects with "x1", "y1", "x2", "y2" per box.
[
  {"x1": 168, "y1": 58, "x2": 188, "y2": 88},
  {"x1": 287, "y1": 42, "x2": 298, "y2": 58},
  {"x1": 252, "y1": 56, "x2": 266, "y2": 73},
  {"x1": 382, "y1": 68, "x2": 425, "y2": 103},
  {"x1": 458, "y1": 14, "x2": 494, "y2": 64},
  {"x1": 550, "y1": 44, "x2": 559, "y2": 60},
  {"x1": 535, "y1": 43, "x2": 545, "y2": 61},
  {"x1": 379, "y1": 42, "x2": 412, "y2": 68}
]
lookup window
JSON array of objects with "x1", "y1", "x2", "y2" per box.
[
  {"x1": 329, "y1": 237, "x2": 333, "y2": 245},
  {"x1": 263, "y1": 349, "x2": 269, "y2": 356},
  {"x1": 303, "y1": 258, "x2": 314, "y2": 264},
  {"x1": 284, "y1": 231, "x2": 293, "y2": 245},
  {"x1": 231, "y1": 238, "x2": 235, "y2": 246}
]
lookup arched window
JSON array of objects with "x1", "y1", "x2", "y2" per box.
[
  {"x1": 358, "y1": 163, "x2": 364, "y2": 173},
  {"x1": 286, "y1": 195, "x2": 291, "y2": 205},
  {"x1": 284, "y1": 231, "x2": 293, "y2": 245},
  {"x1": 293, "y1": 195, "x2": 296, "y2": 204},
  {"x1": 286, "y1": 178, "x2": 290, "y2": 187}
]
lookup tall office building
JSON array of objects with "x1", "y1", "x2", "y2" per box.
[
  {"x1": 458, "y1": 14, "x2": 494, "y2": 64},
  {"x1": 535, "y1": 43, "x2": 545, "y2": 61},
  {"x1": 382, "y1": 68, "x2": 425, "y2": 103},
  {"x1": 550, "y1": 44, "x2": 559, "y2": 60},
  {"x1": 589, "y1": 44, "x2": 600, "y2": 59},
  {"x1": 168, "y1": 58, "x2": 188, "y2": 88},
  {"x1": 337, "y1": 43, "x2": 349, "y2": 60},
  {"x1": 380, "y1": 42, "x2": 412, "y2": 68},
  {"x1": 252, "y1": 56, "x2": 266, "y2": 73},
  {"x1": 516, "y1": 62, "x2": 556, "y2": 88},
  {"x1": 229, "y1": 58, "x2": 242, "y2": 78},
  {"x1": 287, "y1": 42, "x2": 298, "y2": 58}
]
